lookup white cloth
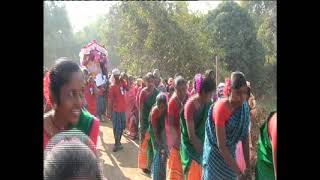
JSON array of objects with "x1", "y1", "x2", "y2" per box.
[
  {"x1": 95, "y1": 73, "x2": 106, "y2": 87},
  {"x1": 112, "y1": 68, "x2": 120, "y2": 76}
]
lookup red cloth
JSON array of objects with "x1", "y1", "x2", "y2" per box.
[
  {"x1": 212, "y1": 99, "x2": 232, "y2": 127},
  {"x1": 236, "y1": 141, "x2": 246, "y2": 172},
  {"x1": 43, "y1": 72, "x2": 52, "y2": 107},
  {"x1": 44, "y1": 130, "x2": 49, "y2": 149},
  {"x1": 166, "y1": 94, "x2": 182, "y2": 150},
  {"x1": 136, "y1": 86, "x2": 143, "y2": 109},
  {"x1": 84, "y1": 82, "x2": 97, "y2": 116},
  {"x1": 268, "y1": 113, "x2": 277, "y2": 153},
  {"x1": 43, "y1": 117, "x2": 100, "y2": 149},
  {"x1": 139, "y1": 88, "x2": 149, "y2": 110},
  {"x1": 108, "y1": 84, "x2": 126, "y2": 112},
  {"x1": 184, "y1": 95, "x2": 201, "y2": 123},
  {"x1": 89, "y1": 118, "x2": 100, "y2": 147},
  {"x1": 223, "y1": 79, "x2": 231, "y2": 97},
  {"x1": 168, "y1": 95, "x2": 181, "y2": 134},
  {"x1": 151, "y1": 107, "x2": 160, "y2": 129},
  {"x1": 125, "y1": 86, "x2": 137, "y2": 117},
  {"x1": 97, "y1": 86, "x2": 105, "y2": 96},
  {"x1": 125, "y1": 85, "x2": 138, "y2": 138}
]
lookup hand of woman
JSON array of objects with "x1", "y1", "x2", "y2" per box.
[
  {"x1": 237, "y1": 169, "x2": 251, "y2": 180},
  {"x1": 237, "y1": 173, "x2": 245, "y2": 180},
  {"x1": 140, "y1": 128, "x2": 146, "y2": 140},
  {"x1": 160, "y1": 149, "x2": 167, "y2": 160},
  {"x1": 243, "y1": 168, "x2": 251, "y2": 180},
  {"x1": 173, "y1": 142, "x2": 180, "y2": 149},
  {"x1": 106, "y1": 113, "x2": 111, "y2": 120}
]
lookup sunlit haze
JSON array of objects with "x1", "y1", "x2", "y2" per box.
[{"x1": 61, "y1": 1, "x2": 227, "y2": 33}]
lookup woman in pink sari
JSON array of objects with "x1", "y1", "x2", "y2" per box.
[
  {"x1": 135, "y1": 78, "x2": 145, "y2": 116},
  {"x1": 125, "y1": 76, "x2": 139, "y2": 140}
]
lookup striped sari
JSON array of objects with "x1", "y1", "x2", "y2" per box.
[
  {"x1": 149, "y1": 107, "x2": 167, "y2": 180},
  {"x1": 180, "y1": 103, "x2": 211, "y2": 180},
  {"x1": 202, "y1": 102, "x2": 250, "y2": 180},
  {"x1": 138, "y1": 88, "x2": 160, "y2": 170}
]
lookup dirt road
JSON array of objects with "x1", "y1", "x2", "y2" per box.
[
  {"x1": 97, "y1": 120, "x2": 151, "y2": 180},
  {"x1": 97, "y1": 119, "x2": 258, "y2": 180}
]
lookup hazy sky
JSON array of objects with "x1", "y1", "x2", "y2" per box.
[{"x1": 61, "y1": 1, "x2": 226, "y2": 33}]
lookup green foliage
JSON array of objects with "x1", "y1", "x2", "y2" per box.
[
  {"x1": 240, "y1": 1, "x2": 276, "y2": 65},
  {"x1": 98, "y1": 2, "x2": 215, "y2": 80},
  {"x1": 240, "y1": 1, "x2": 277, "y2": 96},
  {"x1": 204, "y1": 2, "x2": 266, "y2": 90},
  {"x1": 44, "y1": 1, "x2": 78, "y2": 68},
  {"x1": 44, "y1": 1, "x2": 276, "y2": 99}
]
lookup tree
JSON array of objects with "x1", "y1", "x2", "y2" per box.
[
  {"x1": 241, "y1": 1, "x2": 277, "y2": 96},
  {"x1": 44, "y1": 1, "x2": 78, "y2": 68},
  {"x1": 241, "y1": 1, "x2": 277, "y2": 65},
  {"x1": 49, "y1": 1, "x2": 276, "y2": 98},
  {"x1": 99, "y1": 1, "x2": 214, "y2": 79},
  {"x1": 204, "y1": 2, "x2": 266, "y2": 91}
]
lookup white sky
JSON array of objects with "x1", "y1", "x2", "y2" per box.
[{"x1": 61, "y1": 1, "x2": 238, "y2": 33}]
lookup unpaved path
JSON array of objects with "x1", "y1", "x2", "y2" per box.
[{"x1": 97, "y1": 120, "x2": 151, "y2": 180}]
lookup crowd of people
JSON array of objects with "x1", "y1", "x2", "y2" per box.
[{"x1": 43, "y1": 57, "x2": 276, "y2": 180}]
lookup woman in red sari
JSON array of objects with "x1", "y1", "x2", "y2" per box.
[
  {"x1": 125, "y1": 75, "x2": 138, "y2": 140},
  {"x1": 135, "y1": 78, "x2": 145, "y2": 122},
  {"x1": 166, "y1": 76, "x2": 188, "y2": 180},
  {"x1": 83, "y1": 75, "x2": 98, "y2": 116},
  {"x1": 138, "y1": 73, "x2": 160, "y2": 174}
]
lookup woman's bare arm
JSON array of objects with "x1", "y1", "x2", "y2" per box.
[{"x1": 242, "y1": 135, "x2": 250, "y2": 170}]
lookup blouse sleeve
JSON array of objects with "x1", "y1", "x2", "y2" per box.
[
  {"x1": 213, "y1": 100, "x2": 231, "y2": 127},
  {"x1": 89, "y1": 118, "x2": 100, "y2": 147}
]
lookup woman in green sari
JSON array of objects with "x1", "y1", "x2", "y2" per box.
[
  {"x1": 138, "y1": 72, "x2": 160, "y2": 174},
  {"x1": 256, "y1": 111, "x2": 277, "y2": 180},
  {"x1": 180, "y1": 73, "x2": 215, "y2": 180}
]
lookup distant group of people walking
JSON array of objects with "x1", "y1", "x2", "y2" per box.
[{"x1": 43, "y1": 57, "x2": 276, "y2": 180}]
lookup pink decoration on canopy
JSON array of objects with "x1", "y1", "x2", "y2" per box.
[{"x1": 79, "y1": 40, "x2": 109, "y2": 81}]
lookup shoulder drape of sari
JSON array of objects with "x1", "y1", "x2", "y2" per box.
[
  {"x1": 202, "y1": 101, "x2": 250, "y2": 180},
  {"x1": 148, "y1": 106, "x2": 167, "y2": 153},
  {"x1": 179, "y1": 102, "x2": 211, "y2": 175},
  {"x1": 69, "y1": 108, "x2": 95, "y2": 138},
  {"x1": 141, "y1": 89, "x2": 160, "y2": 130},
  {"x1": 44, "y1": 108, "x2": 98, "y2": 149}
]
